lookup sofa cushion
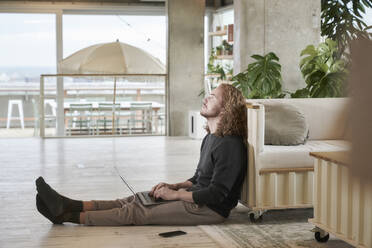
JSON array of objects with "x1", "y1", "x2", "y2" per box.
[
  {"x1": 264, "y1": 102, "x2": 309, "y2": 145},
  {"x1": 257, "y1": 140, "x2": 351, "y2": 170}
]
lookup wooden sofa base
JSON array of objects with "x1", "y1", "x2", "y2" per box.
[
  {"x1": 249, "y1": 204, "x2": 313, "y2": 211},
  {"x1": 240, "y1": 169, "x2": 314, "y2": 211}
]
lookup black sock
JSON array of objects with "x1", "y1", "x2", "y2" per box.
[
  {"x1": 36, "y1": 176, "x2": 83, "y2": 216},
  {"x1": 36, "y1": 194, "x2": 81, "y2": 224},
  {"x1": 36, "y1": 194, "x2": 63, "y2": 224},
  {"x1": 63, "y1": 212, "x2": 81, "y2": 224}
]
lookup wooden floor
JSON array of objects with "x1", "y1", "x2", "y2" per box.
[{"x1": 0, "y1": 136, "x2": 221, "y2": 248}]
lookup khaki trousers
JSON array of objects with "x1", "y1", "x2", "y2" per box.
[{"x1": 84, "y1": 195, "x2": 226, "y2": 226}]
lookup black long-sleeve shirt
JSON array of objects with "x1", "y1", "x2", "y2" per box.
[{"x1": 187, "y1": 133, "x2": 247, "y2": 218}]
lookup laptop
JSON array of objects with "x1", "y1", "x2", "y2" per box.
[{"x1": 114, "y1": 166, "x2": 174, "y2": 206}]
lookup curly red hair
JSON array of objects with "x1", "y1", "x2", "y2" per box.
[{"x1": 205, "y1": 83, "x2": 247, "y2": 146}]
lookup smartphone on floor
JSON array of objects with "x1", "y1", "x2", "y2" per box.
[{"x1": 158, "y1": 230, "x2": 187, "y2": 238}]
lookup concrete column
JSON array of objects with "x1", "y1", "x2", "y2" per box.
[
  {"x1": 166, "y1": 0, "x2": 205, "y2": 136},
  {"x1": 234, "y1": 0, "x2": 321, "y2": 91},
  {"x1": 56, "y1": 11, "x2": 65, "y2": 136}
]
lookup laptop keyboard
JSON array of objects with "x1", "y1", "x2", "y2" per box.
[
  {"x1": 142, "y1": 192, "x2": 153, "y2": 202},
  {"x1": 141, "y1": 192, "x2": 163, "y2": 203}
]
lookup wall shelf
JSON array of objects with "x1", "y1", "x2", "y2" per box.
[
  {"x1": 204, "y1": 73, "x2": 221, "y2": 77},
  {"x1": 208, "y1": 30, "x2": 227, "y2": 36},
  {"x1": 215, "y1": 55, "x2": 233, "y2": 60}
]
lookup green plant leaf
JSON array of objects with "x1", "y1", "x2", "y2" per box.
[
  {"x1": 298, "y1": 38, "x2": 348, "y2": 98},
  {"x1": 321, "y1": 0, "x2": 371, "y2": 57},
  {"x1": 290, "y1": 88, "x2": 310, "y2": 98},
  {"x1": 300, "y1": 45, "x2": 316, "y2": 56},
  {"x1": 251, "y1": 54, "x2": 264, "y2": 60},
  {"x1": 266, "y1": 52, "x2": 280, "y2": 61},
  {"x1": 232, "y1": 52, "x2": 283, "y2": 99}
]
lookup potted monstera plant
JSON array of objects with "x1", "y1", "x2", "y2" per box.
[
  {"x1": 291, "y1": 38, "x2": 348, "y2": 98},
  {"x1": 232, "y1": 52, "x2": 285, "y2": 99}
]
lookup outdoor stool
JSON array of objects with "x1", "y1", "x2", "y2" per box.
[{"x1": 6, "y1": 99, "x2": 25, "y2": 129}]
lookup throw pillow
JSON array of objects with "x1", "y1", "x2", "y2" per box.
[{"x1": 264, "y1": 102, "x2": 309, "y2": 145}]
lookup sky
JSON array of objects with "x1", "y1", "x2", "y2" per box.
[
  {"x1": 0, "y1": 8, "x2": 371, "y2": 68},
  {"x1": 0, "y1": 13, "x2": 166, "y2": 68}
]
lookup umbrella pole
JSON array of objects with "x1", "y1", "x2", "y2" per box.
[{"x1": 112, "y1": 76, "x2": 116, "y2": 135}]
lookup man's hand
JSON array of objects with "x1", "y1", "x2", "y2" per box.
[
  {"x1": 149, "y1": 182, "x2": 177, "y2": 196},
  {"x1": 152, "y1": 187, "x2": 194, "y2": 203},
  {"x1": 153, "y1": 187, "x2": 179, "y2": 201}
]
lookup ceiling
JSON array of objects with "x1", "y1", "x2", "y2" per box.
[{"x1": 0, "y1": 0, "x2": 233, "y2": 8}]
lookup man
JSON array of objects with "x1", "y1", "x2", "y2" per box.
[{"x1": 35, "y1": 83, "x2": 248, "y2": 226}]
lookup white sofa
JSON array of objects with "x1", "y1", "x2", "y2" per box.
[{"x1": 239, "y1": 98, "x2": 350, "y2": 219}]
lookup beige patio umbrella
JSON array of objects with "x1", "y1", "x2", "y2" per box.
[
  {"x1": 60, "y1": 40, "x2": 165, "y2": 74},
  {"x1": 59, "y1": 40, "x2": 165, "y2": 133}
]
